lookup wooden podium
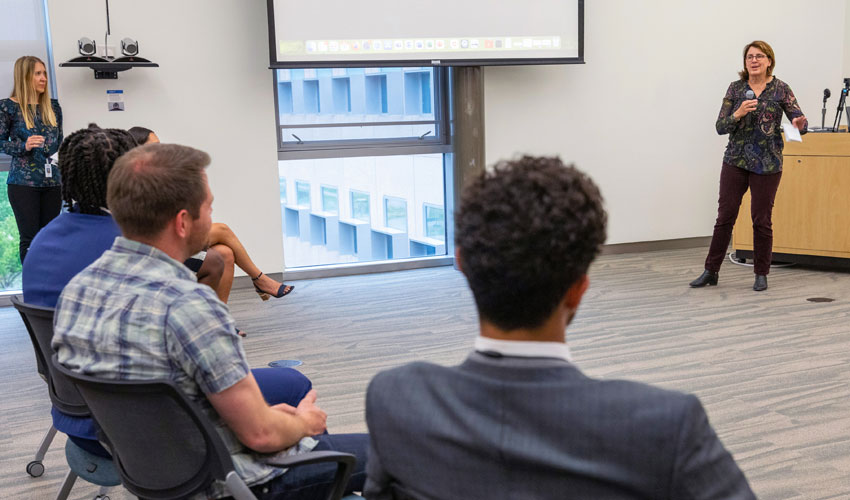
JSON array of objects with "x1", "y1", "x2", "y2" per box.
[{"x1": 732, "y1": 132, "x2": 850, "y2": 265}]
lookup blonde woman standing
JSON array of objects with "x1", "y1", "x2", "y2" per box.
[{"x1": 1, "y1": 56, "x2": 63, "y2": 262}]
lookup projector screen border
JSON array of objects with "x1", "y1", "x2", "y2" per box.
[{"x1": 265, "y1": 0, "x2": 584, "y2": 69}]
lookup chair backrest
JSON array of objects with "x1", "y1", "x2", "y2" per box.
[
  {"x1": 11, "y1": 296, "x2": 89, "y2": 417},
  {"x1": 52, "y1": 354, "x2": 237, "y2": 500}
]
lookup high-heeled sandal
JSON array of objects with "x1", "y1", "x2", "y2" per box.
[{"x1": 251, "y1": 272, "x2": 294, "y2": 301}]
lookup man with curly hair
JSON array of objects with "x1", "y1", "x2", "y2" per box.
[{"x1": 364, "y1": 156, "x2": 755, "y2": 499}]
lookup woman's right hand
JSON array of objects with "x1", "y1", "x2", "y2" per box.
[
  {"x1": 733, "y1": 100, "x2": 758, "y2": 120},
  {"x1": 25, "y1": 135, "x2": 45, "y2": 151}
]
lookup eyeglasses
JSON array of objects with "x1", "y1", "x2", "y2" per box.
[{"x1": 746, "y1": 54, "x2": 768, "y2": 61}]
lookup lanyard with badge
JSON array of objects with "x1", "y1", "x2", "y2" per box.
[{"x1": 45, "y1": 152, "x2": 56, "y2": 178}]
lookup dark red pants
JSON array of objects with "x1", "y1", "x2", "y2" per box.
[{"x1": 704, "y1": 164, "x2": 782, "y2": 276}]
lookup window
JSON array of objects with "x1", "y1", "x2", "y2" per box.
[
  {"x1": 384, "y1": 196, "x2": 408, "y2": 232},
  {"x1": 321, "y1": 185, "x2": 339, "y2": 214},
  {"x1": 295, "y1": 181, "x2": 311, "y2": 208},
  {"x1": 278, "y1": 82, "x2": 293, "y2": 114},
  {"x1": 279, "y1": 178, "x2": 287, "y2": 204},
  {"x1": 302, "y1": 80, "x2": 320, "y2": 113},
  {"x1": 404, "y1": 71, "x2": 432, "y2": 114},
  {"x1": 332, "y1": 78, "x2": 351, "y2": 113},
  {"x1": 276, "y1": 67, "x2": 451, "y2": 269},
  {"x1": 276, "y1": 67, "x2": 446, "y2": 149},
  {"x1": 365, "y1": 74, "x2": 388, "y2": 114},
  {"x1": 424, "y1": 204, "x2": 445, "y2": 241},
  {"x1": 1, "y1": 0, "x2": 53, "y2": 294},
  {"x1": 350, "y1": 190, "x2": 370, "y2": 222},
  {"x1": 0, "y1": 172, "x2": 22, "y2": 291}
]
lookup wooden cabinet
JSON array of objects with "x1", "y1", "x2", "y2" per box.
[{"x1": 732, "y1": 133, "x2": 850, "y2": 261}]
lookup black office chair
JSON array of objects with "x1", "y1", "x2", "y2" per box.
[
  {"x1": 13, "y1": 295, "x2": 58, "y2": 477},
  {"x1": 52, "y1": 354, "x2": 356, "y2": 500},
  {"x1": 11, "y1": 296, "x2": 118, "y2": 499}
]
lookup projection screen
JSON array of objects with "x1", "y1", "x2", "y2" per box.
[{"x1": 267, "y1": 0, "x2": 583, "y2": 68}]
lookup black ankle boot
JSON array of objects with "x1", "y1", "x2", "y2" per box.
[
  {"x1": 689, "y1": 270, "x2": 718, "y2": 288},
  {"x1": 753, "y1": 274, "x2": 767, "y2": 291}
]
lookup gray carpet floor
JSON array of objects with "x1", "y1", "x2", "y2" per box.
[{"x1": 1, "y1": 247, "x2": 848, "y2": 499}]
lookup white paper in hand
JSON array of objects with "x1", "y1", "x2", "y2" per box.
[{"x1": 782, "y1": 123, "x2": 802, "y2": 142}]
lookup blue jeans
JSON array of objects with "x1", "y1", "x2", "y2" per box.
[
  {"x1": 251, "y1": 433, "x2": 369, "y2": 500},
  {"x1": 64, "y1": 367, "x2": 312, "y2": 458}
]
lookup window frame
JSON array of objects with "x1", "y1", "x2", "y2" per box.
[{"x1": 274, "y1": 67, "x2": 451, "y2": 159}]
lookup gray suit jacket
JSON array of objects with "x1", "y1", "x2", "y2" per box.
[{"x1": 364, "y1": 352, "x2": 755, "y2": 500}]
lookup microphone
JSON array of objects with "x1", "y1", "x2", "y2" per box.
[
  {"x1": 822, "y1": 89, "x2": 831, "y2": 129},
  {"x1": 744, "y1": 90, "x2": 755, "y2": 124}
]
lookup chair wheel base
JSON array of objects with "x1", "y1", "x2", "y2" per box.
[{"x1": 26, "y1": 460, "x2": 45, "y2": 477}]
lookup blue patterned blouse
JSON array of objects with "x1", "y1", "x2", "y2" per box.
[{"x1": 0, "y1": 97, "x2": 63, "y2": 187}]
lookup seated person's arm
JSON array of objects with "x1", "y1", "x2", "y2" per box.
[
  {"x1": 671, "y1": 394, "x2": 755, "y2": 499},
  {"x1": 166, "y1": 294, "x2": 326, "y2": 454},
  {"x1": 207, "y1": 372, "x2": 327, "y2": 454}
]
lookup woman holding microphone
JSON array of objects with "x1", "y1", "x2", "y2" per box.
[
  {"x1": 1, "y1": 56, "x2": 63, "y2": 263},
  {"x1": 690, "y1": 41, "x2": 806, "y2": 292}
]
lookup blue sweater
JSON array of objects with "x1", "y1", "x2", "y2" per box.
[
  {"x1": 23, "y1": 208, "x2": 120, "y2": 307},
  {"x1": 22, "y1": 207, "x2": 120, "y2": 444}
]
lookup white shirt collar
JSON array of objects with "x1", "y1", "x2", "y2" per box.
[{"x1": 474, "y1": 336, "x2": 572, "y2": 362}]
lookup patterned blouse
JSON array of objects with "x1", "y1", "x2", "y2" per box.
[
  {"x1": 715, "y1": 77, "x2": 806, "y2": 175},
  {"x1": 0, "y1": 97, "x2": 63, "y2": 187}
]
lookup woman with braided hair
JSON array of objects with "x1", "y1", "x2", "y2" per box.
[{"x1": 22, "y1": 124, "x2": 132, "y2": 307}]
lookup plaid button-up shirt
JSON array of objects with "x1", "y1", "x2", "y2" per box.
[{"x1": 53, "y1": 237, "x2": 285, "y2": 498}]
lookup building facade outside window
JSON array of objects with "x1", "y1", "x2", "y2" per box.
[{"x1": 276, "y1": 66, "x2": 451, "y2": 269}]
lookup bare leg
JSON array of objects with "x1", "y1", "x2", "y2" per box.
[
  {"x1": 210, "y1": 244, "x2": 235, "y2": 302},
  {"x1": 195, "y1": 248, "x2": 224, "y2": 296},
  {"x1": 208, "y1": 223, "x2": 292, "y2": 296}
]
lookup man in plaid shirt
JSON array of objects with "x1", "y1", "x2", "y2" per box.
[{"x1": 53, "y1": 143, "x2": 368, "y2": 499}]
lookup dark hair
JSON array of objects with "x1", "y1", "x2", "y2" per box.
[
  {"x1": 107, "y1": 143, "x2": 210, "y2": 239},
  {"x1": 57, "y1": 124, "x2": 137, "y2": 214},
  {"x1": 128, "y1": 126, "x2": 155, "y2": 146},
  {"x1": 455, "y1": 156, "x2": 607, "y2": 330},
  {"x1": 738, "y1": 40, "x2": 775, "y2": 80}
]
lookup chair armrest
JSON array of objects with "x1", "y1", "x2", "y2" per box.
[{"x1": 264, "y1": 451, "x2": 356, "y2": 500}]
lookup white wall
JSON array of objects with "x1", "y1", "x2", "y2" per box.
[
  {"x1": 485, "y1": 0, "x2": 848, "y2": 244},
  {"x1": 46, "y1": 0, "x2": 284, "y2": 276},
  {"x1": 44, "y1": 0, "x2": 850, "y2": 258},
  {"x1": 845, "y1": 0, "x2": 850, "y2": 76}
]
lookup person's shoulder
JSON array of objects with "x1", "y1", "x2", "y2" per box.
[
  {"x1": 0, "y1": 98, "x2": 14, "y2": 113},
  {"x1": 771, "y1": 77, "x2": 792, "y2": 90},
  {"x1": 167, "y1": 278, "x2": 230, "y2": 317},
  {"x1": 368, "y1": 361, "x2": 447, "y2": 396},
  {"x1": 727, "y1": 79, "x2": 746, "y2": 90},
  {"x1": 591, "y1": 376, "x2": 700, "y2": 418},
  {"x1": 50, "y1": 98, "x2": 60, "y2": 107}
]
